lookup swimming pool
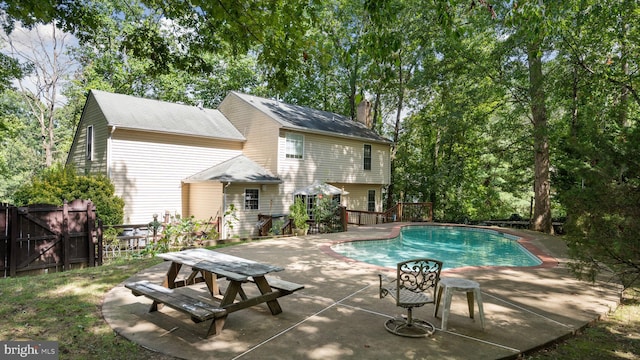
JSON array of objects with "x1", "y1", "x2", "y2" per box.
[{"x1": 331, "y1": 225, "x2": 542, "y2": 270}]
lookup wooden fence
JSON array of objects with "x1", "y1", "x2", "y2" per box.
[{"x1": 0, "y1": 200, "x2": 102, "y2": 277}]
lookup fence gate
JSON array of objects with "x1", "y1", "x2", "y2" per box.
[{"x1": 0, "y1": 199, "x2": 102, "y2": 277}]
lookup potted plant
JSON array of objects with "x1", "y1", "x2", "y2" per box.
[{"x1": 289, "y1": 197, "x2": 310, "y2": 236}]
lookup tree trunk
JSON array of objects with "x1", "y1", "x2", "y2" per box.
[
  {"x1": 372, "y1": 90, "x2": 381, "y2": 132},
  {"x1": 527, "y1": 41, "x2": 553, "y2": 234},
  {"x1": 385, "y1": 58, "x2": 406, "y2": 211}
]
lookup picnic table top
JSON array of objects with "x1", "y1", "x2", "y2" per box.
[{"x1": 157, "y1": 248, "x2": 284, "y2": 277}]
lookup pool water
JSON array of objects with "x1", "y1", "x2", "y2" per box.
[{"x1": 331, "y1": 225, "x2": 542, "y2": 270}]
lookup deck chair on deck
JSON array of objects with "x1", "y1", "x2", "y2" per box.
[{"x1": 379, "y1": 258, "x2": 443, "y2": 337}]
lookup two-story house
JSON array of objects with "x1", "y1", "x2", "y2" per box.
[{"x1": 67, "y1": 90, "x2": 391, "y2": 237}]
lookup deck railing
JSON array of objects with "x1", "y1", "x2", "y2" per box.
[
  {"x1": 346, "y1": 202, "x2": 433, "y2": 226},
  {"x1": 257, "y1": 215, "x2": 293, "y2": 236}
]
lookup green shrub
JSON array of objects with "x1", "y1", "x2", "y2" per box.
[
  {"x1": 13, "y1": 164, "x2": 124, "y2": 225},
  {"x1": 312, "y1": 196, "x2": 343, "y2": 233},
  {"x1": 289, "y1": 197, "x2": 309, "y2": 230}
]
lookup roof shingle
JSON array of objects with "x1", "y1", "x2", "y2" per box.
[
  {"x1": 90, "y1": 90, "x2": 245, "y2": 141},
  {"x1": 229, "y1": 92, "x2": 391, "y2": 144}
]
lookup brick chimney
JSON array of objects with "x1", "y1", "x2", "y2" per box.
[{"x1": 356, "y1": 99, "x2": 373, "y2": 129}]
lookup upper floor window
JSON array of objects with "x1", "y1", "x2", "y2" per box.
[
  {"x1": 245, "y1": 189, "x2": 259, "y2": 210},
  {"x1": 368, "y1": 190, "x2": 376, "y2": 212},
  {"x1": 86, "y1": 125, "x2": 94, "y2": 161},
  {"x1": 286, "y1": 133, "x2": 304, "y2": 159},
  {"x1": 363, "y1": 144, "x2": 372, "y2": 170}
]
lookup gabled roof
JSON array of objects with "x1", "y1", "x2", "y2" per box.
[
  {"x1": 228, "y1": 92, "x2": 391, "y2": 144},
  {"x1": 294, "y1": 180, "x2": 349, "y2": 195},
  {"x1": 183, "y1": 155, "x2": 282, "y2": 184},
  {"x1": 89, "y1": 90, "x2": 245, "y2": 141}
]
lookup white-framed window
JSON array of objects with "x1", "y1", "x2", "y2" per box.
[
  {"x1": 86, "y1": 125, "x2": 94, "y2": 161},
  {"x1": 368, "y1": 190, "x2": 376, "y2": 212},
  {"x1": 285, "y1": 133, "x2": 304, "y2": 159},
  {"x1": 245, "y1": 188, "x2": 259, "y2": 210},
  {"x1": 363, "y1": 144, "x2": 372, "y2": 170}
]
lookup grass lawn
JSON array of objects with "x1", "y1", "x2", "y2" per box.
[
  {"x1": 526, "y1": 288, "x2": 640, "y2": 359},
  {"x1": 0, "y1": 256, "x2": 174, "y2": 359},
  {"x1": 1, "y1": 255, "x2": 639, "y2": 359}
]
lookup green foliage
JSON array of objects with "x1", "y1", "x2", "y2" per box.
[
  {"x1": 289, "y1": 197, "x2": 309, "y2": 230},
  {"x1": 5, "y1": 0, "x2": 640, "y2": 283},
  {"x1": 161, "y1": 214, "x2": 217, "y2": 246},
  {"x1": 102, "y1": 227, "x2": 119, "y2": 246},
  {"x1": 270, "y1": 218, "x2": 285, "y2": 236},
  {"x1": 0, "y1": 53, "x2": 24, "y2": 92},
  {"x1": 560, "y1": 123, "x2": 640, "y2": 289},
  {"x1": 13, "y1": 164, "x2": 124, "y2": 225},
  {"x1": 142, "y1": 214, "x2": 218, "y2": 256},
  {"x1": 312, "y1": 196, "x2": 343, "y2": 233},
  {"x1": 224, "y1": 204, "x2": 239, "y2": 238},
  {"x1": 0, "y1": 90, "x2": 40, "y2": 202}
]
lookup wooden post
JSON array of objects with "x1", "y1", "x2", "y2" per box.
[
  {"x1": 96, "y1": 218, "x2": 103, "y2": 266},
  {"x1": 9, "y1": 206, "x2": 18, "y2": 277},
  {"x1": 86, "y1": 201, "x2": 96, "y2": 267},
  {"x1": 340, "y1": 206, "x2": 347, "y2": 231},
  {"x1": 63, "y1": 201, "x2": 70, "y2": 271}
]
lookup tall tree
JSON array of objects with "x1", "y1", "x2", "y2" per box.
[
  {"x1": 453, "y1": 0, "x2": 557, "y2": 232},
  {"x1": 0, "y1": 90, "x2": 41, "y2": 202},
  {"x1": 1, "y1": 22, "x2": 75, "y2": 167},
  {"x1": 554, "y1": 0, "x2": 640, "y2": 287}
]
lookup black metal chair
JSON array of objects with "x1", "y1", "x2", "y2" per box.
[{"x1": 379, "y1": 258, "x2": 443, "y2": 337}]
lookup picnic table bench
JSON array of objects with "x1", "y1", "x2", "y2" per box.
[
  {"x1": 125, "y1": 248, "x2": 304, "y2": 337},
  {"x1": 125, "y1": 280, "x2": 228, "y2": 337}
]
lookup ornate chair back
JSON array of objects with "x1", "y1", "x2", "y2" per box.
[
  {"x1": 394, "y1": 258, "x2": 443, "y2": 307},
  {"x1": 379, "y1": 258, "x2": 443, "y2": 337}
]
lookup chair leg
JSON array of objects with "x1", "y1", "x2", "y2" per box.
[
  {"x1": 406, "y1": 307, "x2": 414, "y2": 326},
  {"x1": 434, "y1": 283, "x2": 444, "y2": 317},
  {"x1": 384, "y1": 307, "x2": 435, "y2": 338},
  {"x1": 474, "y1": 288, "x2": 486, "y2": 330},
  {"x1": 441, "y1": 287, "x2": 454, "y2": 331},
  {"x1": 466, "y1": 291, "x2": 475, "y2": 319}
]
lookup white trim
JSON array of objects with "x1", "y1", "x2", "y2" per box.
[
  {"x1": 244, "y1": 188, "x2": 260, "y2": 210},
  {"x1": 363, "y1": 143, "x2": 372, "y2": 171},
  {"x1": 285, "y1": 132, "x2": 304, "y2": 160},
  {"x1": 86, "y1": 125, "x2": 94, "y2": 161}
]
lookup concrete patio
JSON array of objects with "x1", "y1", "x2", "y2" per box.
[{"x1": 102, "y1": 223, "x2": 622, "y2": 359}]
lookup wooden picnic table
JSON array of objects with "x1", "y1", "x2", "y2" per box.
[{"x1": 126, "y1": 248, "x2": 303, "y2": 337}]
